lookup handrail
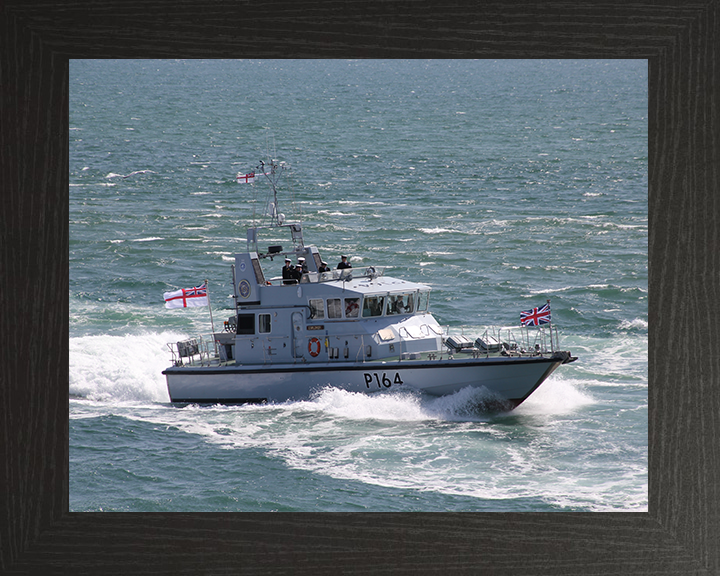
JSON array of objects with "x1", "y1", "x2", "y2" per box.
[{"x1": 268, "y1": 266, "x2": 388, "y2": 285}]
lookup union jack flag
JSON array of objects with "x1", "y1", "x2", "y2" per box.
[
  {"x1": 520, "y1": 302, "x2": 551, "y2": 326},
  {"x1": 164, "y1": 283, "x2": 208, "y2": 309}
]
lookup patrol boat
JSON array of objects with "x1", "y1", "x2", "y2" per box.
[{"x1": 163, "y1": 159, "x2": 576, "y2": 409}]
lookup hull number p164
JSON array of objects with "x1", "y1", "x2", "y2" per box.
[{"x1": 363, "y1": 372, "x2": 404, "y2": 389}]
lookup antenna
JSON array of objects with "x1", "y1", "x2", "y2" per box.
[
  {"x1": 258, "y1": 153, "x2": 291, "y2": 228},
  {"x1": 241, "y1": 138, "x2": 302, "y2": 255}
]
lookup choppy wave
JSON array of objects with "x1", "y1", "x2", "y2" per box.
[
  {"x1": 70, "y1": 375, "x2": 639, "y2": 511},
  {"x1": 619, "y1": 318, "x2": 648, "y2": 330},
  {"x1": 418, "y1": 227, "x2": 455, "y2": 234}
]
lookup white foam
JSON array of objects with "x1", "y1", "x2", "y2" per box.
[
  {"x1": 285, "y1": 385, "x2": 523, "y2": 423},
  {"x1": 418, "y1": 227, "x2": 454, "y2": 234},
  {"x1": 69, "y1": 332, "x2": 182, "y2": 403},
  {"x1": 514, "y1": 375, "x2": 595, "y2": 416},
  {"x1": 317, "y1": 210, "x2": 353, "y2": 217},
  {"x1": 555, "y1": 333, "x2": 648, "y2": 386},
  {"x1": 301, "y1": 387, "x2": 429, "y2": 422},
  {"x1": 619, "y1": 318, "x2": 648, "y2": 330},
  {"x1": 337, "y1": 200, "x2": 387, "y2": 206}
]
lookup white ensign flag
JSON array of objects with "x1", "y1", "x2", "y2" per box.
[{"x1": 163, "y1": 283, "x2": 208, "y2": 309}]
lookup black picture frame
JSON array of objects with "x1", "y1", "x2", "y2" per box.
[{"x1": 2, "y1": 1, "x2": 716, "y2": 573}]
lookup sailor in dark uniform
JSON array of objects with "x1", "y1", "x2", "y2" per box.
[
  {"x1": 318, "y1": 261, "x2": 330, "y2": 273},
  {"x1": 282, "y1": 258, "x2": 295, "y2": 284},
  {"x1": 298, "y1": 257, "x2": 308, "y2": 273},
  {"x1": 337, "y1": 255, "x2": 352, "y2": 270},
  {"x1": 292, "y1": 263, "x2": 304, "y2": 282}
]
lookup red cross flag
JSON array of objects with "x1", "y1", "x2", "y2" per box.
[
  {"x1": 236, "y1": 171, "x2": 255, "y2": 183},
  {"x1": 164, "y1": 283, "x2": 209, "y2": 309}
]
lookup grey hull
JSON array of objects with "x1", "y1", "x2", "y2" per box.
[{"x1": 163, "y1": 354, "x2": 567, "y2": 408}]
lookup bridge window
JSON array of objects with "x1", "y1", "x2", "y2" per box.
[
  {"x1": 362, "y1": 295, "x2": 385, "y2": 317},
  {"x1": 236, "y1": 314, "x2": 255, "y2": 335},
  {"x1": 309, "y1": 298, "x2": 325, "y2": 319},
  {"x1": 327, "y1": 298, "x2": 342, "y2": 318},
  {"x1": 259, "y1": 313, "x2": 272, "y2": 333},
  {"x1": 387, "y1": 293, "x2": 415, "y2": 315},
  {"x1": 417, "y1": 291, "x2": 430, "y2": 312}
]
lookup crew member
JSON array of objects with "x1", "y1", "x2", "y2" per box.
[
  {"x1": 337, "y1": 255, "x2": 352, "y2": 270},
  {"x1": 292, "y1": 263, "x2": 304, "y2": 282},
  {"x1": 282, "y1": 258, "x2": 294, "y2": 284},
  {"x1": 318, "y1": 261, "x2": 330, "y2": 273}
]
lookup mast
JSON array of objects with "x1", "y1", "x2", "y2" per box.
[
  {"x1": 259, "y1": 158, "x2": 289, "y2": 227},
  {"x1": 246, "y1": 154, "x2": 304, "y2": 255}
]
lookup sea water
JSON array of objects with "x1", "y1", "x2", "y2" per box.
[{"x1": 69, "y1": 59, "x2": 647, "y2": 512}]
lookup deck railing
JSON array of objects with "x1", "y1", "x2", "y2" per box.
[
  {"x1": 168, "y1": 335, "x2": 221, "y2": 367},
  {"x1": 169, "y1": 324, "x2": 562, "y2": 368}
]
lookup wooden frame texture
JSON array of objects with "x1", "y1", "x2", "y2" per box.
[{"x1": 1, "y1": 1, "x2": 717, "y2": 574}]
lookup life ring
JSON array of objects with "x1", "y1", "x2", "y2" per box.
[
  {"x1": 345, "y1": 300, "x2": 359, "y2": 316},
  {"x1": 308, "y1": 337, "x2": 321, "y2": 357}
]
